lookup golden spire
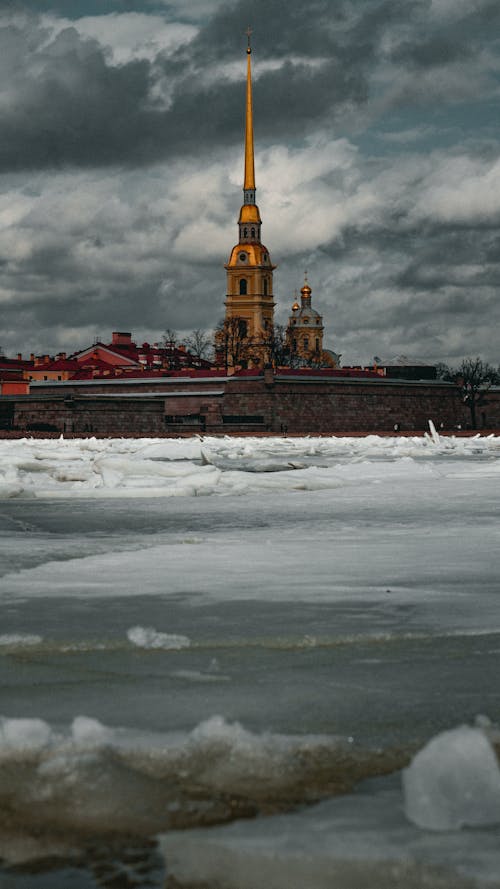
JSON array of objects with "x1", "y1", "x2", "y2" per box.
[{"x1": 244, "y1": 26, "x2": 255, "y2": 193}]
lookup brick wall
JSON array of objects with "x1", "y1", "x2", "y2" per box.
[{"x1": 4, "y1": 376, "x2": 500, "y2": 436}]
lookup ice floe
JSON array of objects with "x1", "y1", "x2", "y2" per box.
[
  {"x1": 0, "y1": 433, "x2": 498, "y2": 499},
  {"x1": 403, "y1": 724, "x2": 500, "y2": 830}
]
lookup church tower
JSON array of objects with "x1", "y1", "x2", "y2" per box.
[
  {"x1": 220, "y1": 31, "x2": 276, "y2": 368},
  {"x1": 286, "y1": 276, "x2": 337, "y2": 367}
]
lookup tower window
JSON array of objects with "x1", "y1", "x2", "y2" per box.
[
  {"x1": 239, "y1": 278, "x2": 247, "y2": 295},
  {"x1": 238, "y1": 319, "x2": 248, "y2": 338},
  {"x1": 315, "y1": 338, "x2": 320, "y2": 353},
  {"x1": 263, "y1": 278, "x2": 268, "y2": 296},
  {"x1": 303, "y1": 337, "x2": 309, "y2": 350},
  {"x1": 244, "y1": 228, "x2": 248, "y2": 238},
  {"x1": 251, "y1": 227, "x2": 255, "y2": 238},
  {"x1": 239, "y1": 252, "x2": 247, "y2": 262}
]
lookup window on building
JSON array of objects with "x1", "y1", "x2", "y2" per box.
[
  {"x1": 244, "y1": 228, "x2": 248, "y2": 237},
  {"x1": 263, "y1": 278, "x2": 268, "y2": 296},
  {"x1": 251, "y1": 227, "x2": 255, "y2": 238},
  {"x1": 239, "y1": 279, "x2": 247, "y2": 295},
  {"x1": 292, "y1": 338, "x2": 297, "y2": 351},
  {"x1": 303, "y1": 337, "x2": 309, "y2": 350},
  {"x1": 238, "y1": 319, "x2": 248, "y2": 338},
  {"x1": 315, "y1": 338, "x2": 320, "y2": 353}
]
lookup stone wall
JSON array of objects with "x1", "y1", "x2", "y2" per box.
[
  {"x1": 14, "y1": 396, "x2": 166, "y2": 436},
  {"x1": 3, "y1": 375, "x2": 500, "y2": 435}
]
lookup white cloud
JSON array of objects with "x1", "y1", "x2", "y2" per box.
[
  {"x1": 40, "y1": 12, "x2": 197, "y2": 64},
  {"x1": 411, "y1": 155, "x2": 500, "y2": 224}
]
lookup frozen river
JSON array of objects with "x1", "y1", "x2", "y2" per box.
[{"x1": 0, "y1": 433, "x2": 499, "y2": 888}]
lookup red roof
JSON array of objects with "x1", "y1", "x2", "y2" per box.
[
  {"x1": 39, "y1": 359, "x2": 80, "y2": 371},
  {"x1": 0, "y1": 357, "x2": 33, "y2": 370}
]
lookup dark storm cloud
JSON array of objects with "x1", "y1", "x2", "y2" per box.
[
  {"x1": 0, "y1": 14, "x2": 369, "y2": 172},
  {"x1": 0, "y1": 0, "x2": 499, "y2": 364},
  {"x1": 0, "y1": 8, "x2": 376, "y2": 173},
  {"x1": 0, "y1": 0, "x2": 145, "y2": 12},
  {"x1": 187, "y1": 0, "x2": 429, "y2": 65},
  {"x1": 0, "y1": 24, "x2": 153, "y2": 170},
  {"x1": 391, "y1": 36, "x2": 474, "y2": 69},
  {"x1": 1, "y1": 0, "x2": 497, "y2": 173}
]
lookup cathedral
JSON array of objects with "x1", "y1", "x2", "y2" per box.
[{"x1": 216, "y1": 34, "x2": 335, "y2": 370}]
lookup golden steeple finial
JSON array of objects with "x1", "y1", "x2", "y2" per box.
[
  {"x1": 244, "y1": 26, "x2": 256, "y2": 193},
  {"x1": 238, "y1": 28, "x2": 261, "y2": 235}
]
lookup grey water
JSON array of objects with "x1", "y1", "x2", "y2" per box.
[{"x1": 0, "y1": 451, "x2": 499, "y2": 887}]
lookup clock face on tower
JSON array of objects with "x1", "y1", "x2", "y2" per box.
[{"x1": 239, "y1": 252, "x2": 247, "y2": 262}]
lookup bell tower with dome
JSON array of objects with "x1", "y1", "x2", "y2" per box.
[
  {"x1": 286, "y1": 276, "x2": 336, "y2": 366},
  {"x1": 220, "y1": 30, "x2": 276, "y2": 366}
]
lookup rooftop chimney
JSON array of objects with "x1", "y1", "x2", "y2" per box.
[{"x1": 112, "y1": 332, "x2": 132, "y2": 346}]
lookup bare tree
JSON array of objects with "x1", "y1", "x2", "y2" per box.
[
  {"x1": 453, "y1": 357, "x2": 499, "y2": 429},
  {"x1": 214, "y1": 317, "x2": 253, "y2": 371},
  {"x1": 184, "y1": 329, "x2": 213, "y2": 361},
  {"x1": 434, "y1": 362, "x2": 453, "y2": 381},
  {"x1": 162, "y1": 328, "x2": 178, "y2": 349},
  {"x1": 262, "y1": 324, "x2": 292, "y2": 368}
]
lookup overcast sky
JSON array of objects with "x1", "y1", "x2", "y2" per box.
[{"x1": 0, "y1": 0, "x2": 499, "y2": 365}]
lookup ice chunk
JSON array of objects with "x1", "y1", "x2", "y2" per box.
[
  {"x1": 0, "y1": 634, "x2": 42, "y2": 647},
  {"x1": 127, "y1": 626, "x2": 191, "y2": 649},
  {"x1": 403, "y1": 724, "x2": 500, "y2": 830},
  {"x1": 0, "y1": 717, "x2": 52, "y2": 751},
  {"x1": 71, "y1": 716, "x2": 114, "y2": 746},
  {"x1": 428, "y1": 419, "x2": 441, "y2": 445}
]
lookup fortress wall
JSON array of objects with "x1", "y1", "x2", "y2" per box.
[{"x1": 1, "y1": 374, "x2": 484, "y2": 435}]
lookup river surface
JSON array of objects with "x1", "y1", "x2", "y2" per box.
[{"x1": 0, "y1": 433, "x2": 499, "y2": 888}]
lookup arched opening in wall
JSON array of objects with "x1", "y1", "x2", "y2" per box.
[
  {"x1": 303, "y1": 337, "x2": 309, "y2": 350},
  {"x1": 239, "y1": 279, "x2": 247, "y2": 295},
  {"x1": 244, "y1": 228, "x2": 248, "y2": 237},
  {"x1": 263, "y1": 278, "x2": 268, "y2": 296},
  {"x1": 238, "y1": 319, "x2": 248, "y2": 338},
  {"x1": 251, "y1": 227, "x2": 255, "y2": 238}
]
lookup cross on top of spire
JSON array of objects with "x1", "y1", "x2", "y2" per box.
[{"x1": 246, "y1": 25, "x2": 252, "y2": 53}]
